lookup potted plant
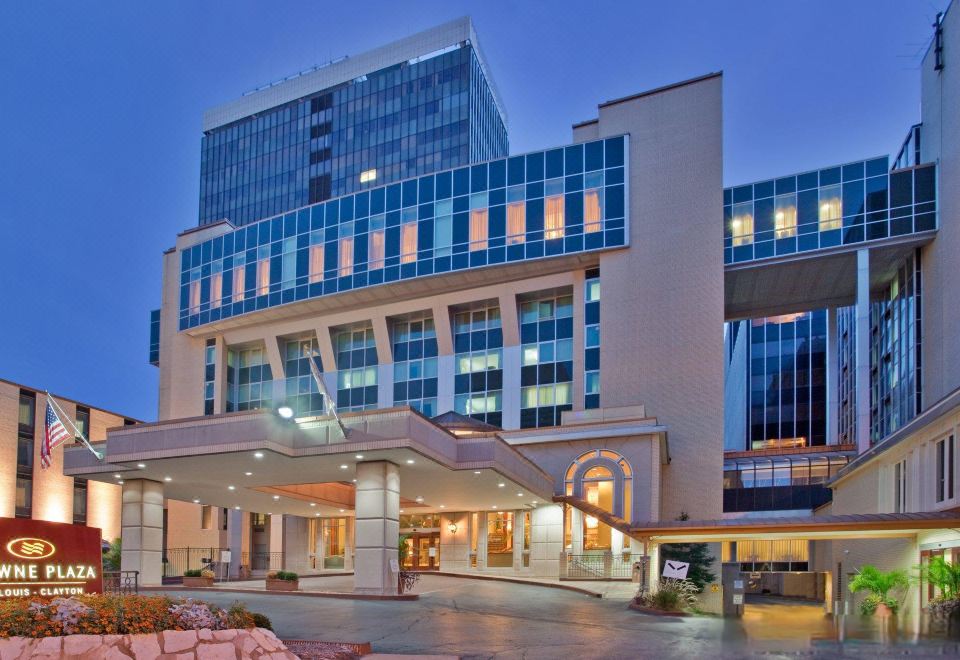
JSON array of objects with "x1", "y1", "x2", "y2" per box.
[
  {"x1": 397, "y1": 534, "x2": 420, "y2": 595},
  {"x1": 182, "y1": 568, "x2": 215, "y2": 587},
  {"x1": 849, "y1": 565, "x2": 909, "y2": 617},
  {"x1": 265, "y1": 570, "x2": 299, "y2": 591},
  {"x1": 917, "y1": 555, "x2": 960, "y2": 621}
]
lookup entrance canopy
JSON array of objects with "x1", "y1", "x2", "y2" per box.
[
  {"x1": 62, "y1": 407, "x2": 554, "y2": 518},
  {"x1": 628, "y1": 511, "x2": 960, "y2": 543}
]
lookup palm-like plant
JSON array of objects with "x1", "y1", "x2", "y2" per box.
[
  {"x1": 916, "y1": 556, "x2": 960, "y2": 601},
  {"x1": 849, "y1": 565, "x2": 909, "y2": 605}
]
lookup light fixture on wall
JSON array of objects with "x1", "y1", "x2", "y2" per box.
[
  {"x1": 448, "y1": 522, "x2": 458, "y2": 535},
  {"x1": 277, "y1": 405, "x2": 294, "y2": 419}
]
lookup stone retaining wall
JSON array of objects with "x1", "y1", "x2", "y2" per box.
[{"x1": 0, "y1": 627, "x2": 298, "y2": 659}]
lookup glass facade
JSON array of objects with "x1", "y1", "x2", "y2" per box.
[
  {"x1": 723, "y1": 454, "x2": 850, "y2": 513},
  {"x1": 724, "y1": 158, "x2": 936, "y2": 265},
  {"x1": 179, "y1": 136, "x2": 628, "y2": 330},
  {"x1": 203, "y1": 339, "x2": 216, "y2": 415},
  {"x1": 16, "y1": 391, "x2": 34, "y2": 518},
  {"x1": 149, "y1": 309, "x2": 160, "y2": 366},
  {"x1": 229, "y1": 346, "x2": 273, "y2": 411},
  {"x1": 334, "y1": 327, "x2": 378, "y2": 411},
  {"x1": 748, "y1": 312, "x2": 827, "y2": 450},
  {"x1": 392, "y1": 316, "x2": 439, "y2": 416},
  {"x1": 454, "y1": 304, "x2": 503, "y2": 427},
  {"x1": 283, "y1": 336, "x2": 324, "y2": 416},
  {"x1": 520, "y1": 293, "x2": 574, "y2": 428},
  {"x1": 199, "y1": 45, "x2": 508, "y2": 227},
  {"x1": 584, "y1": 268, "x2": 600, "y2": 410}
]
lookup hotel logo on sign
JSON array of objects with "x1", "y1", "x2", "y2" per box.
[{"x1": 6, "y1": 538, "x2": 56, "y2": 560}]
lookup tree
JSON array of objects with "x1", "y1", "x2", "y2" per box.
[
  {"x1": 658, "y1": 512, "x2": 716, "y2": 592},
  {"x1": 102, "y1": 538, "x2": 121, "y2": 571}
]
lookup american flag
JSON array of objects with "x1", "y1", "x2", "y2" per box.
[{"x1": 41, "y1": 402, "x2": 71, "y2": 469}]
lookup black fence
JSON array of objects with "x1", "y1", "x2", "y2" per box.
[
  {"x1": 241, "y1": 551, "x2": 283, "y2": 572},
  {"x1": 103, "y1": 571, "x2": 139, "y2": 594},
  {"x1": 163, "y1": 547, "x2": 225, "y2": 579}
]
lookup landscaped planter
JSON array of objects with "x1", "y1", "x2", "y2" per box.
[
  {"x1": 266, "y1": 578, "x2": 299, "y2": 592},
  {"x1": 628, "y1": 602, "x2": 687, "y2": 617},
  {"x1": 0, "y1": 628, "x2": 298, "y2": 659},
  {"x1": 182, "y1": 576, "x2": 214, "y2": 588}
]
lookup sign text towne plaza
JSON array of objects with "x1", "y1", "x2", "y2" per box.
[{"x1": 0, "y1": 518, "x2": 103, "y2": 597}]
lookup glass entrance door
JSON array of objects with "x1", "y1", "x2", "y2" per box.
[{"x1": 404, "y1": 532, "x2": 440, "y2": 570}]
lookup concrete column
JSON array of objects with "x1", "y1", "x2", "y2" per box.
[
  {"x1": 855, "y1": 249, "x2": 871, "y2": 453},
  {"x1": 501, "y1": 345, "x2": 521, "y2": 429},
  {"x1": 512, "y1": 510, "x2": 525, "y2": 572},
  {"x1": 571, "y1": 508, "x2": 584, "y2": 553},
  {"x1": 354, "y1": 461, "x2": 400, "y2": 595},
  {"x1": 826, "y1": 307, "x2": 839, "y2": 445},
  {"x1": 228, "y1": 508, "x2": 243, "y2": 579},
  {"x1": 263, "y1": 335, "x2": 286, "y2": 407},
  {"x1": 283, "y1": 515, "x2": 311, "y2": 575},
  {"x1": 498, "y1": 293, "x2": 520, "y2": 346},
  {"x1": 432, "y1": 303, "x2": 454, "y2": 356},
  {"x1": 377, "y1": 364, "x2": 394, "y2": 409},
  {"x1": 436, "y1": 355, "x2": 455, "y2": 414},
  {"x1": 571, "y1": 270, "x2": 586, "y2": 411},
  {"x1": 120, "y1": 479, "x2": 164, "y2": 586},
  {"x1": 371, "y1": 315, "x2": 393, "y2": 365},
  {"x1": 344, "y1": 517, "x2": 355, "y2": 571}
]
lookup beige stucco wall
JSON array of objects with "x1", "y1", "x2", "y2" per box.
[
  {"x1": 166, "y1": 500, "x2": 225, "y2": 550},
  {"x1": 583, "y1": 75, "x2": 725, "y2": 521}
]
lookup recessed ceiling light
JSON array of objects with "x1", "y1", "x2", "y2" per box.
[
  {"x1": 355, "y1": 454, "x2": 364, "y2": 459},
  {"x1": 352, "y1": 479, "x2": 357, "y2": 483},
  {"x1": 339, "y1": 464, "x2": 349, "y2": 469},
  {"x1": 517, "y1": 492, "x2": 523, "y2": 497},
  {"x1": 228, "y1": 485, "x2": 235, "y2": 491},
  {"x1": 137, "y1": 463, "x2": 146, "y2": 469},
  {"x1": 415, "y1": 496, "x2": 424, "y2": 503},
  {"x1": 492, "y1": 505, "x2": 497, "y2": 509},
  {"x1": 310, "y1": 502, "x2": 316, "y2": 507},
  {"x1": 439, "y1": 505, "x2": 445, "y2": 508},
  {"x1": 117, "y1": 480, "x2": 124, "y2": 485},
  {"x1": 273, "y1": 495, "x2": 280, "y2": 500},
  {"x1": 315, "y1": 513, "x2": 320, "y2": 516},
  {"x1": 339, "y1": 509, "x2": 345, "y2": 513},
  {"x1": 406, "y1": 459, "x2": 415, "y2": 464},
  {"x1": 267, "y1": 512, "x2": 272, "y2": 515},
  {"x1": 113, "y1": 474, "x2": 122, "y2": 479},
  {"x1": 234, "y1": 505, "x2": 240, "y2": 510},
  {"x1": 498, "y1": 483, "x2": 505, "y2": 488},
  {"x1": 254, "y1": 452, "x2": 264, "y2": 459},
  {"x1": 473, "y1": 470, "x2": 481, "y2": 475},
  {"x1": 193, "y1": 499, "x2": 200, "y2": 504},
  {"x1": 164, "y1": 476, "x2": 172, "y2": 482},
  {"x1": 399, "y1": 509, "x2": 404, "y2": 513},
  {"x1": 244, "y1": 472, "x2": 253, "y2": 476}
]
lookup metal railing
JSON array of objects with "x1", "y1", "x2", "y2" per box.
[
  {"x1": 563, "y1": 553, "x2": 636, "y2": 579},
  {"x1": 241, "y1": 551, "x2": 284, "y2": 572},
  {"x1": 163, "y1": 547, "x2": 225, "y2": 579},
  {"x1": 103, "y1": 571, "x2": 139, "y2": 594}
]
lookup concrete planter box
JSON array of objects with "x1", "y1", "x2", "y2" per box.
[
  {"x1": 182, "y1": 576, "x2": 214, "y2": 588},
  {"x1": 0, "y1": 628, "x2": 297, "y2": 659},
  {"x1": 266, "y1": 578, "x2": 299, "y2": 592}
]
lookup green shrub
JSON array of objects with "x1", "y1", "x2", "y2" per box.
[
  {"x1": 635, "y1": 578, "x2": 699, "y2": 612},
  {"x1": 251, "y1": 612, "x2": 273, "y2": 630},
  {"x1": 849, "y1": 565, "x2": 908, "y2": 614},
  {"x1": 273, "y1": 571, "x2": 298, "y2": 581},
  {"x1": 183, "y1": 569, "x2": 201, "y2": 578}
]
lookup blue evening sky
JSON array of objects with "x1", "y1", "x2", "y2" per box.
[{"x1": 0, "y1": 1, "x2": 947, "y2": 421}]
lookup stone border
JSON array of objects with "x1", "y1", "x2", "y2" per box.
[
  {"x1": 0, "y1": 628, "x2": 297, "y2": 659},
  {"x1": 627, "y1": 602, "x2": 688, "y2": 617}
]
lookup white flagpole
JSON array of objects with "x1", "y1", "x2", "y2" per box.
[
  {"x1": 46, "y1": 393, "x2": 104, "y2": 461},
  {"x1": 307, "y1": 349, "x2": 348, "y2": 439}
]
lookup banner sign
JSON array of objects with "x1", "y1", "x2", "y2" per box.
[{"x1": 0, "y1": 518, "x2": 103, "y2": 598}]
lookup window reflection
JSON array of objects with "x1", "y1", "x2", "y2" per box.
[
  {"x1": 774, "y1": 193, "x2": 797, "y2": 239},
  {"x1": 308, "y1": 234, "x2": 324, "y2": 283},
  {"x1": 339, "y1": 236, "x2": 354, "y2": 276},
  {"x1": 401, "y1": 221, "x2": 417, "y2": 263},
  {"x1": 507, "y1": 201, "x2": 525, "y2": 244},
  {"x1": 470, "y1": 208, "x2": 488, "y2": 251},
  {"x1": 256, "y1": 247, "x2": 270, "y2": 296},
  {"x1": 584, "y1": 188, "x2": 602, "y2": 233}
]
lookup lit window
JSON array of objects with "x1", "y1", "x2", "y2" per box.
[
  {"x1": 360, "y1": 168, "x2": 377, "y2": 183},
  {"x1": 731, "y1": 202, "x2": 754, "y2": 246},
  {"x1": 309, "y1": 232, "x2": 324, "y2": 283},
  {"x1": 774, "y1": 193, "x2": 797, "y2": 239},
  {"x1": 401, "y1": 222, "x2": 417, "y2": 264},
  {"x1": 189, "y1": 271, "x2": 201, "y2": 314},
  {"x1": 507, "y1": 201, "x2": 525, "y2": 245},
  {"x1": 210, "y1": 263, "x2": 223, "y2": 309},
  {"x1": 584, "y1": 188, "x2": 602, "y2": 233},
  {"x1": 256, "y1": 247, "x2": 270, "y2": 296},
  {"x1": 469, "y1": 209, "x2": 488, "y2": 251},
  {"x1": 232, "y1": 256, "x2": 245, "y2": 302},
  {"x1": 545, "y1": 195, "x2": 565, "y2": 240},
  {"x1": 819, "y1": 184, "x2": 842, "y2": 231},
  {"x1": 339, "y1": 237, "x2": 354, "y2": 276}
]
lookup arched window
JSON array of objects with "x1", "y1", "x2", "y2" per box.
[{"x1": 564, "y1": 449, "x2": 633, "y2": 521}]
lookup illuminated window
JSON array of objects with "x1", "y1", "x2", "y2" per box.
[
  {"x1": 401, "y1": 221, "x2": 417, "y2": 264},
  {"x1": 584, "y1": 188, "x2": 603, "y2": 233},
  {"x1": 359, "y1": 168, "x2": 377, "y2": 183},
  {"x1": 309, "y1": 232, "x2": 324, "y2": 283},
  {"x1": 819, "y1": 184, "x2": 842, "y2": 231},
  {"x1": 339, "y1": 237, "x2": 354, "y2": 276},
  {"x1": 486, "y1": 511, "x2": 514, "y2": 567},
  {"x1": 210, "y1": 262, "x2": 222, "y2": 308},
  {"x1": 507, "y1": 201, "x2": 525, "y2": 244},
  {"x1": 189, "y1": 274, "x2": 200, "y2": 314},
  {"x1": 232, "y1": 256, "x2": 245, "y2": 302},
  {"x1": 256, "y1": 247, "x2": 270, "y2": 296},
  {"x1": 731, "y1": 202, "x2": 754, "y2": 246},
  {"x1": 469, "y1": 209, "x2": 488, "y2": 251},
  {"x1": 368, "y1": 215, "x2": 385, "y2": 270},
  {"x1": 774, "y1": 193, "x2": 797, "y2": 239},
  {"x1": 564, "y1": 449, "x2": 633, "y2": 522},
  {"x1": 545, "y1": 195, "x2": 565, "y2": 239}
]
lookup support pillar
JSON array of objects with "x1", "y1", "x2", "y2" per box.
[
  {"x1": 855, "y1": 249, "x2": 871, "y2": 453},
  {"x1": 826, "y1": 306, "x2": 839, "y2": 445},
  {"x1": 120, "y1": 479, "x2": 164, "y2": 586},
  {"x1": 354, "y1": 461, "x2": 399, "y2": 595}
]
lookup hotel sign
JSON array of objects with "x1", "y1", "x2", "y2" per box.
[{"x1": 0, "y1": 518, "x2": 103, "y2": 598}]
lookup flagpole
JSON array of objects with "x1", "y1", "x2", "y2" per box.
[
  {"x1": 45, "y1": 393, "x2": 104, "y2": 461},
  {"x1": 307, "y1": 349, "x2": 348, "y2": 439}
]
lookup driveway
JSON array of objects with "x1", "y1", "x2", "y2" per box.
[{"x1": 156, "y1": 575, "x2": 960, "y2": 658}]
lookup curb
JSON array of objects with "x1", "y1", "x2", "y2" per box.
[
  {"x1": 420, "y1": 571, "x2": 603, "y2": 598},
  {"x1": 142, "y1": 585, "x2": 419, "y2": 601}
]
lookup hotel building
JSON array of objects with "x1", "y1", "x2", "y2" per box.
[{"x1": 63, "y1": 7, "x2": 960, "y2": 613}]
